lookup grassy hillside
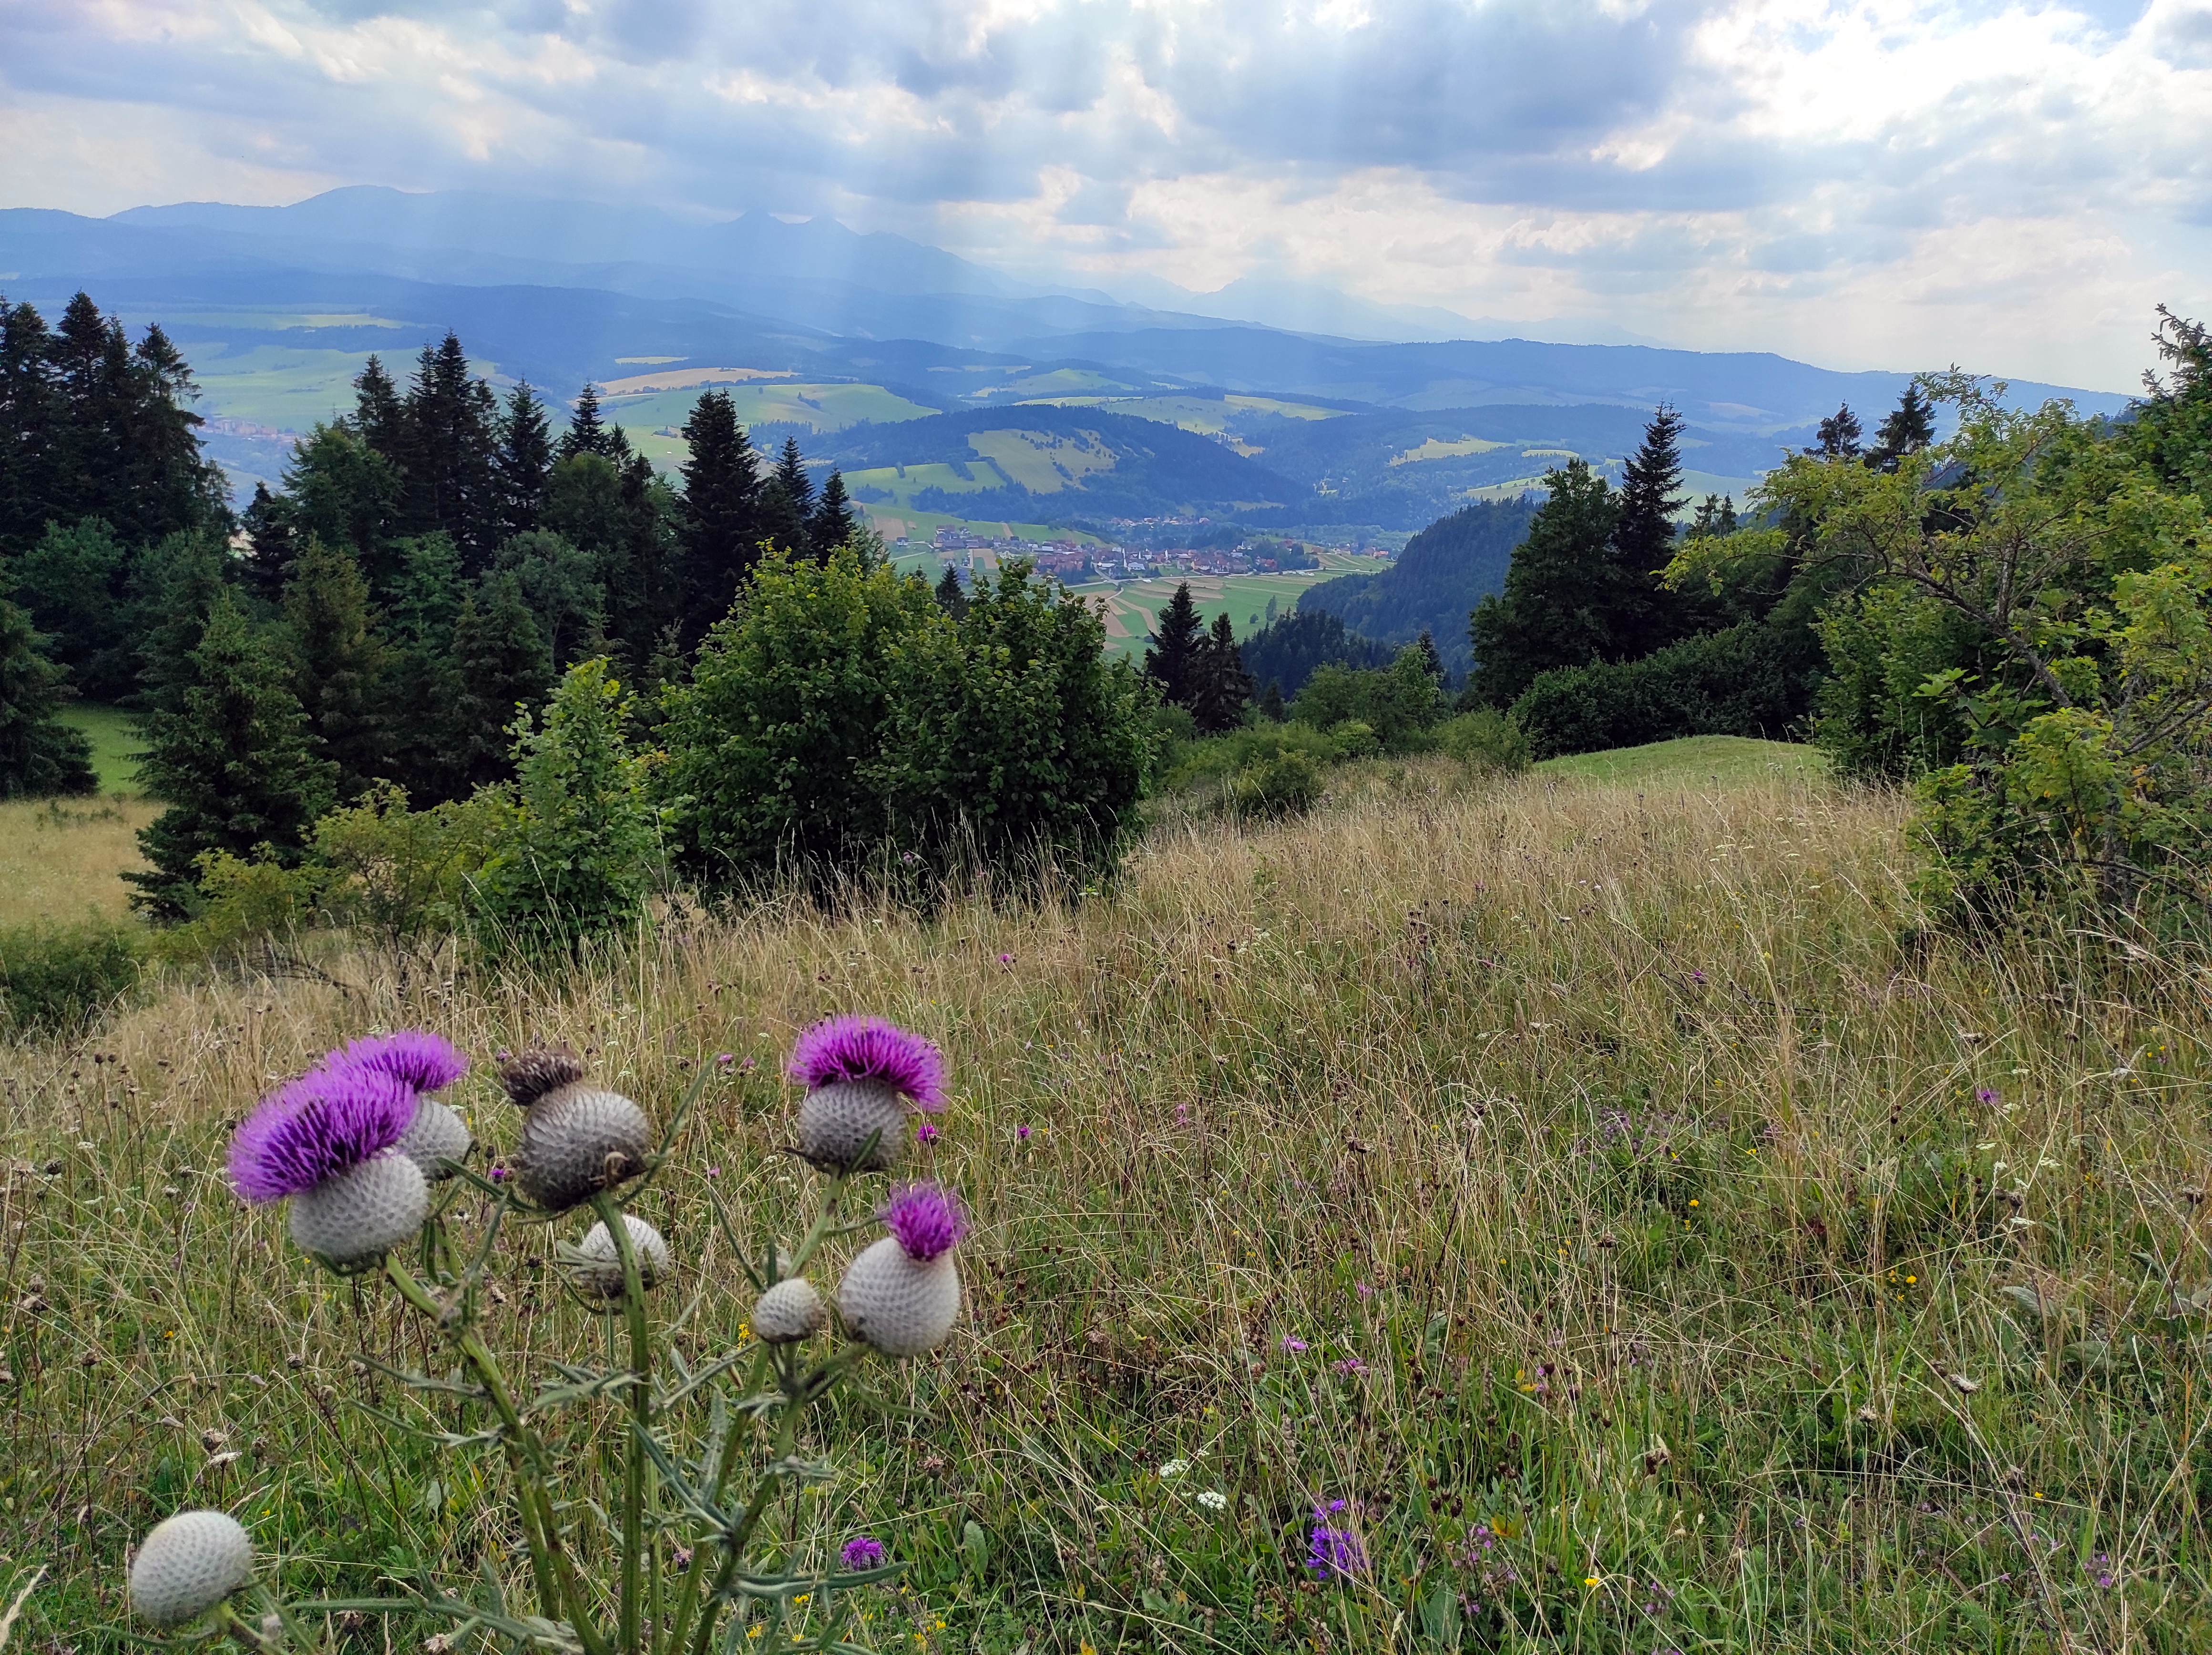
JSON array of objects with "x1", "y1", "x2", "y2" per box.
[
  {"x1": 3, "y1": 757, "x2": 2203, "y2": 1649},
  {"x1": 1537, "y1": 734, "x2": 1831, "y2": 787}
]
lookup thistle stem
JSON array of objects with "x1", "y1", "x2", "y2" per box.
[
  {"x1": 593, "y1": 1193, "x2": 655, "y2": 1655},
  {"x1": 384, "y1": 1253, "x2": 611, "y2": 1655}
]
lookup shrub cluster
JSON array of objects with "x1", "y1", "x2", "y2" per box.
[{"x1": 1509, "y1": 620, "x2": 1820, "y2": 759}]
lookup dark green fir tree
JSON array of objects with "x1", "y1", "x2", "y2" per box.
[
  {"x1": 447, "y1": 570, "x2": 553, "y2": 793},
  {"x1": 128, "y1": 591, "x2": 338, "y2": 919},
  {"x1": 280, "y1": 536, "x2": 391, "y2": 801},
  {"x1": 809, "y1": 469, "x2": 856, "y2": 558},
  {"x1": 1142, "y1": 582, "x2": 1207, "y2": 710},
  {"x1": 0, "y1": 598, "x2": 96, "y2": 798}
]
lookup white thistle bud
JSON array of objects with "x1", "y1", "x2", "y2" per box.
[
  {"x1": 393, "y1": 1098, "x2": 472, "y2": 1181},
  {"x1": 796, "y1": 1080, "x2": 906, "y2": 1173},
  {"x1": 566, "y1": 1214, "x2": 672, "y2": 1298},
  {"x1": 515, "y1": 1084, "x2": 652, "y2": 1211},
  {"x1": 289, "y1": 1154, "x2": 428, "y2": 1267},
  {"x1": 752, "y1": 1277, "x2": 827, "y2": 1343},
  {"x1": 130, "y1": 1510, "x2": 252, "y2": 1628},
  {"x1": 839, "y1": 1236, "x2": 961, "y2": 1357}
]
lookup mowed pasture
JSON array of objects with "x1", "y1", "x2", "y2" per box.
[{"x1": 4, "y1": 755, "x2": 2207, "y2": 1650}]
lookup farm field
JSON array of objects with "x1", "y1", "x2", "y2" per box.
[{"x1": 4, "y1": 754, "x2": 2203, "y2": 1650}]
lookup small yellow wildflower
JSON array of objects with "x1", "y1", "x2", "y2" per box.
[{"x1": 1584, "y1": 1576, "x2": 1600, "y2": 1588}]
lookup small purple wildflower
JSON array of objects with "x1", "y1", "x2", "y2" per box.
[
  {"x1": 489, "y1": 1165, "x2": 511, "y2": 1182},
  {"x1": 996, "y1": 951, "x2": 1015, "y2": 967},
  {"x1": 915, "y1": 1120, "x2": 940, "y2": 1145},
  {"x1": 740, "y1": 1056, "x2": 757, "y2": 1071},
  {"x1": 1331, "y1": 1356, "x2": 1368, "y2": 1377},
  {"x1": 328, "y1": 1030, "x2": 468, "y2": 1095},
  {"x1": 1305, "y1": 1502, "x2": 1363, "y2": 1581},
  {"x1": 841, "y1": 1536, "x2": 885, "y2": 1571},
  {"x1": 880, "y1": 1183, "x2": 967, "y2": 1261},
  {"x1": 788, "y1": 1016, "x2": 947, "y2": 1110},
  {"x1": 1016, "y1": 1124, "x2": 1031, "y2": 1142},
  {"x1": 705, "y1": 1166, "x2": 722, "y2": 1178},
  {"x1": 228, "y1": 1067, "x2": 418, "y2": 1203},
  {"x1": 1976, "y1": 1086, "x2": 2001, "y2": 1106},
  {"x1": 1689, "y1": 969, "x2": 1707, "y2": 986},
  {"x1": 672, "y1": 1545, "x2": 694, "y2": 1571},
  {"x1": 1280, "y1": 1336, "x2": 1309, "y2": 1353},
  {"x1": 716, "y1": 1052, "x2": 735, "y2": 1066},
  {"x1": 1174, "y1": 1103, "x2": 1189, "y2": 1126}
]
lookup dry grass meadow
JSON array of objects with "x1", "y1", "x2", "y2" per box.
[{"x1": 4, "y1": 756, "x2": 2209, "y2": 1651}]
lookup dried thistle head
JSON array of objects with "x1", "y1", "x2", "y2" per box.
[{"x1": 498, "y1": 1043, "x2": 588, "y2": 1109}]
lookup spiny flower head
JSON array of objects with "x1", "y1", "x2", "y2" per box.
[
  {"x1": 841, "y1": 1536, "x2": 885, "y2": 1571},
  {"x1": 328, "y1": 1030, "x2": 468, "y2": 1095},
  {"x1": 789, "y1": 1016, "x2": 947, "y2": 1111},
  {"x1": 880, "y1": 1182, "x2": 967, "y2": 1261},
  {"x1": 229, "y1": 1067, "x2": 416, "y2": 1203}
]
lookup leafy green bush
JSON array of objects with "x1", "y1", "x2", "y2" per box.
[
  {"x1": 662, "y1": 552, "x2": 1154, "y2": 896},
  {"x1": 1436, "y1": 707, "x2": 1531, "y2": 772},
  {"x1": 474, "y1": 658, "x2": 664, "y2": 954},
  {"x1": 153, "y1": 852, "x2": 326, "y2": 965},
  {"x1": 1228, "y1": 749, "x2": 1324, "y2": 819},
  {"x1": 1770, "y1": 364, "x2": 2212, "y2": 925},
  {"x1": 0, "y1": 921, "x2": 144, "y2": 1033},
  {"x1": 1287, "y1": 645, "x2": 1444, "y2": 751},
  {"x1": 1159, "y1": 719, "x2": 1342, "y2": 793},
  {"x1": 1508, "y1": 619, "x2": 1819, "y2": 759}
]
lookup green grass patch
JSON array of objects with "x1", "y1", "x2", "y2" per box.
[
  {"x1": 56, "y1": 704, "x2": 142, "y2": 793},
  {"x1": 1537, "y1": 733, "x2": 1830, "y2": 787}
]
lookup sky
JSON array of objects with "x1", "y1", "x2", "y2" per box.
[{"x1": 3, "y1": 0, "x2": 2209, "y2": 391}]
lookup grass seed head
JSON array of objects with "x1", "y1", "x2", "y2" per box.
[{"x1": 129, "y1": 1510, "x2": 252, "y2": 1628}]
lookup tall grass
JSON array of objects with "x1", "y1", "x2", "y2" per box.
[
  {"x1": 0, "y1": 794, "x2": 157, "y2": 926},
  {"x1": 3, "y1": 757, "x2": 2207, "y2": 1651}
]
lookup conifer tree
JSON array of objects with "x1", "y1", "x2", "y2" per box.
[
  {"x1": 447, "y1": 571, "x2": 553, "y2": 793},
  {"x1": 281, "y1": 536, "x2": 391, "y2": 801},
  {"x1": 1808, "y1": 403, "x2": 1865, "y2": 459},
  {"x1": 1869, "y1": 384, "x2": 1937, "y2": 471},
  {"x1": 401, "y1": 333, "x2": 500, "y2": 565},
  {"x1": 278, "y1": 422, "x2": 404, "y2": 598},
  {"x1": 933, "y1": 564, "x2": 969, "y2": 620},
  {"x1": 0, "y1": 300, "x2": 64, "y2": 557},
  {"x1": 129, "y1": 590, "x2": 338, "y2": 919},
  {"x1": 1189, "y1": 611, "x2": 1255, "y2": 734},
  {"x1": 1142, "y1": 582, "x2": 1207, "y2": 710},
  {"x1": 757, "y1": 479, "x2": 809, "y2": 560},
  {"x1": 1606, "y1": 405, "x2": 1690, "y2": 659},
  {"x1": 0, "y1": 598, "x2": 95, "y2": 798},
  {"x1": 1467, "y1": 460, "x2": 1620, "y2": 706},
  {"x1": 238, "y1": 481, "x2": 299, "y2": 604},
  {"x1": 774, "y1": 437, "x2": 815, "y2": 519},
  {"x1": 676, "y1": 390, "x2": 763, "y2": 643},
  {"x1": 494, "y1": 381, "x2": 555, "y2": 541},
  {"x1": 560, "y1": 383, "x2": 611, "y2": 460},
  {"x1": 1258, "y1": 680, "x2": 1285, "y2": 722},
  {"x1": 352, "y1": 356, "x2": 407, "y2": 461},
  {"x1": 809, "y1": 470, "x2": 857, "y2": 558}
]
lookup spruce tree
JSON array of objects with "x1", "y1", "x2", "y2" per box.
[
  {"x1": 560, "y1": 383, "x2": 611, "y2": 460},
  {"x1": 353, "y1": 356, "x2": 407, "y2": 461},
  {"x1": 0, "y1": 300, "x2": 64, "y2": 557},
  {"x1": 280, "y1": 422, "x2": 403, "y2": 596},
  {"x1": 239, "y1": 481, "x2": 298, "y2": 604},
  {"x1": 1189, "y1": 611, "x2": 1254, "y2": 734},
  {"x1": 402, "y1": 333, "x2": 500, "y2": 565},
  {"x1": 494, "y1": 381, "x2": 555, "y2": 541},
  {"x1": 13, "y1": 517, "x2": 130, "y2": 699},
  {"x1": 1869, "y1": 384, "x2": 1936, "y2": 471},
  {"x1": 281, "y1": 536, "x2": 391, "y2": 801},
  {"x1": 1142, "y1": 582, "x2": 1207, "y2": 710},
  {"x1": 676, "y1": 390, "x2": 763, "y2": 642},
  {"x1": 808, "y1": 469, "x2": 856, "y2": 558},
  {"x1": 129, "y1": 590, "x2": 338, "y2": 919},
  {"x1": 447, "y1": 570, "x2": 553, "y2": 792},
  {"x1": 757, "y1": 479, "x2": 809, "y2": 560},
  {"x1": 774, "y1": 437, "x2": 815, "y2": 520},
  {"x1": 1808, "y1": 404, "x2": 1864, "y2": 459},
  {"x1": 933, "y1": 564, "x2": 969, "y2": 619},
  {"x1": 0, "y1": 598, "x2": 96, "y2": 798},
  {"x1": 1258, "y1": 680, "x2": 1285, "y2": 722},
  {"x1": 1466, "y1": 460, "x2": 1620, "y2": 706}
]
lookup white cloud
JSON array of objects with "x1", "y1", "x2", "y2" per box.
[{"x1": 0, "y1": 0, "x2": 2206, "y2": 388}]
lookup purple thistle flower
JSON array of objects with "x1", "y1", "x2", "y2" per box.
[
  {"x1": 1305, "y1": 1502, "x2": 1363, "y2": 1581},
  {"x1": 228, "y1": 1066, "x2": 418, "y2": 1203},
  {"x1": 327, "y1": 1029, "x2": 468, "y2": 1095},
  {"x1": 788, "y1": 1016, "x2": 948, "y2": 1111},
  {"x1": 1976, "y1": 1086, "x2": 2001, "y2": 1106},
  {"x1": 841, "y1": 1536, "x2": 885, "y2": 1571},
  {"x1": 880, "y1": 1182, "x2": 967, "y2": 1261},
  {"x1": 1016, "y1": 1124, "x2": 1031, "y2": 1141},
  {"x1": 915, "y1": 1120, "x2": 940, "y2": 1145},
  {"x1": 1280, "y1": 1336, "x2": 1308, "y2": 1353}
]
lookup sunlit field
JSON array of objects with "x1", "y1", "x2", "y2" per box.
[{"x1": 5, "y1": 756, "x2": 2207, "y2": 1650}]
